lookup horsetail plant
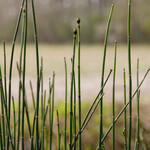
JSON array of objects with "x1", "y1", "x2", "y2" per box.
[
  {"x1": 3, "y1": 41, "x2": 7, "y2": 104},
  {"x1": 69, "y1": 28, "x2": 77, "y2": 150},
  {"x1": 123, "y1": 68, "x2": 127, "y2": 150},
  {"x1": 127, "y1": 0, "x2": 132, "y2": 149},
  {"x1": 0, "y1": 67, "x2": 14, "y2": 150},
  {"x1": 71, "y1": 70, "x2": 112, "y2": 148},
  {"x1": 76, "y1": 17, "x2": 82, "y2": 150},
  {"x1": 29, "y1": 80, "x2": 36, "y2": 110},
  {"x1": 49, "y1": 78, "x2": 52, "y2": 150},
  {"x1": 64, "y1": 57, "x2": 67, "y2": 150},
  {"x1": 99, "y1": 4, "x2": 114, "y2": 150},
  {"x1": 134, "y1": 58, "x2": 140, "y2": 150},
  {"x1": 7, "y1": 0, "x2": 25, "y2": 148},
  {"x1": 49, "y1": 72, "x2": 55, "y2": 150},
  {"x1": 31, "y1": 0, "x2": 41, "y2": 148},
  {"x1": 12, "y1": 96, "x2": 16, "y2": 150},
  {"x1": 112, "y1": 41, "x2": 117, "y2": 150},
  {"x1": 21, "y1": 0, "x2": 28, "y2": 148},
  {"x1": 41, "y1": 57, "x2": 44, "y2": 120},
  {"x1": 17, "y1": 5, "x2": 26, "y2": 148},
  {"x1": 0, "y1": 69, "x2": 5, "y2": 150},
  {"x1": 57, "y1": 110, "x2": 61, "y2": 150},
  {"x1": 73, "y1": 71, "x2": 77, "y2": 150},
  {"x1": 96, "y1": 68, "x2": 150, "y2": 150}
]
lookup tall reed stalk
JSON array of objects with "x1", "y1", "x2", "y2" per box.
[
  {"x1": 123, "y1": 68, "x2": 127, "y2": 150},
  {"x1": 64, "y1": 57, "x2": 67, "y2": 150},
  {"x1": 127, "y1": 0, "x2": 132, "y2": 149},
  {"x1": 0, "y1": 67, "x2": 14, "y2": 150},
  {"x1": 49, "y1": 78, "x2": 52, "y2": 150},
  {"x1": 31, "y1": 0, "x2": 40, "y2": 149},
  {"x1": 69, "y1": 28, "x2": 77, "y2": 150},
  {"x1": 41, "y1": 57, "x2": 44, "y2": 120},
  {"x1": 0, "y1": 69, "x2": 5, "y2": 150},
  {"x1": 112, "y1": 41, "x2": 117, "y2": 150},
  {"x1": 134, "y1": 58, "x2": 140, "y2": 150},
  {"x1": 7, "y1": 0, "x2": 25, "y2": 148},
  {"x1": 12, "y1": 96, "x2": 16, "y2": 150},
  {"x1": 49, "y1": 73, "x2": 55, "y2": 150},
  {"x1": 17, "y1": 7, "x2": 25, "y2": 149},
  {"x1": 99, "y1": 4, "x2": 114, "y2": 150},
  {"x1": 21, "y1": 0, "x2": 28, "y2": 149},
  {"x1": 73, "y1": 71, "x2": 76, "y2": 150},
  {"x1": 76, "y1": 17, "x2": 82, "y2": 150},
  {"x1": 57, "y1": 110, "x2": 61, "y2": 150},
  {"x1": 3, "y1": 41, "x2": 7, "y2": 104}
]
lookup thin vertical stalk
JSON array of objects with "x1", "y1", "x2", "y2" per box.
[
  {"x1": 31, "y1": 0, "x2": 40, "y2": 149},
  {"x1": 0, "y1": 67, "x2": 14, "y2": 150},
  {"x1": 17, "y1": 8, "x2": 25, "y2": 149},
  {"x1": 73, "y1": 72, "x2": 76, "y2": 150},
  {"x1": 21, "y1": 0, "x2": 28, "y2": 149},
  {"x1": 29, "y1": 81, "x2": 35, "y2": 110},
  {"x1": 0, "y1": 71, "x2": 5, "y2": 150},
  {"x1": 99, "y1": 4, "x2": 114, "y2": 150},
  {"x1": 49, "y1": 78, "x2": 52, "y2": 150},
  {"x1": 57, "y1": 110, "x2": 61, "y2": 150},
  {"x1": 50, "y1": 73, "x2": 55, "y2": 150},
  {"x1": 123, "y1": 69, "x2": 127, "y2": 150},
  {"x1": 12, "y1": 97, "x2": 16, "y2": 150},
  {"x1": 134, "y1": 58, "x2": 140, "y2": 150},
  {"x1": 7, "y1": 0, "x2": 25, "y2": 148},
  {"x1": 127, "y1": 0, "x2": 132, "y2": 149},
  {"x1": 64, "y1": 57, "x2": 67, "y2": 150},
  {"x1": 69, "y1": 28, "x2": 77, "y2": 150},
  {"x1": 76, "y1": 17, "x2": 82, "y2": 150},
  {"x1": 112, "y1": 41, "x2": 117, "y2": 150},
  {"x1": 3, "y1": 41, "x2": 7, "y2": 104},
  {"x1": 41, "y1": 57, "x2": 44, "y2": 120},
  {"x1": 41, "y1": 91, "x2": 46, "y2": 150},
  {"x1": 0, "y1": 118, "x2": 2, "y2": 150}
]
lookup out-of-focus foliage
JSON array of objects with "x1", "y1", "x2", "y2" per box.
[{"x1": 0, "y1": 0, "x2": 150, "y2": 43}]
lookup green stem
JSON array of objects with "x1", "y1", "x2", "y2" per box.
[
  {"x1": 127, "y1": 0, "x2": 132, "y2": 149},
  {"x1": 99, "y1": 4, "x2": 114, "y2": 150},
  {"x1": 3, "y1": 41, "x2": 7, "y2": 105},
  {"x1": 7, "y1": 0, "x2": 25, "y2": 148},
  {"x1": 64, "y1": 58, "x2": 67, "y2": 150},
  {"x1": 69, "y1": 28, "x2": 77, "y2": 150},
  {"x1": 21, "y1": 0, "x2": 28, "y2": 149},
  {"x1": 29, "y1": 81, "x2": 35, "y2": 110},
  {"x1": 135, "y1": 58, "x2": 140, "y2": 150},
  {"x1": 41, "y1": 57, "x2": 44, "y2": 120},
  {"x1": 77, "y1": 17, "x2": 82, "y2": 150},
  {"x1": 0, "y1": 67, "x2": 14, "y2": 150},
  {"x1": 31, "y1": 0, "x2": 40, "y2": 149},
  {"x1": 73, "y1": 71, "x2": 76, "y2": 150},
  {"x1": 112, "y1": 41, "x2": 117, "y2": 150},
  {"x1": 57, "y1": 110, "x2": 61, "y2": 150},
  {"x1": 123, "y1": 69, "x2": 127, "y2": 150},
  {"x1": 12, "y1": 97, "x2": 16, "y2": 150}
]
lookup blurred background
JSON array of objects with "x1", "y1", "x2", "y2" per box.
[{"x1": 0, "y1": 0, "x2": 150, "y2": 43}]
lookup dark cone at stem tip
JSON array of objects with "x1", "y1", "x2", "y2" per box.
[
  {"x1": 73, "y1": 28, "x2": 77, "y2": 35},
  {"x1": 23, "y1": 8, "x2": 26, "y2": 13},
  {"x1": 76, "y1": 17, "x2": 80, "y2": 24}
]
